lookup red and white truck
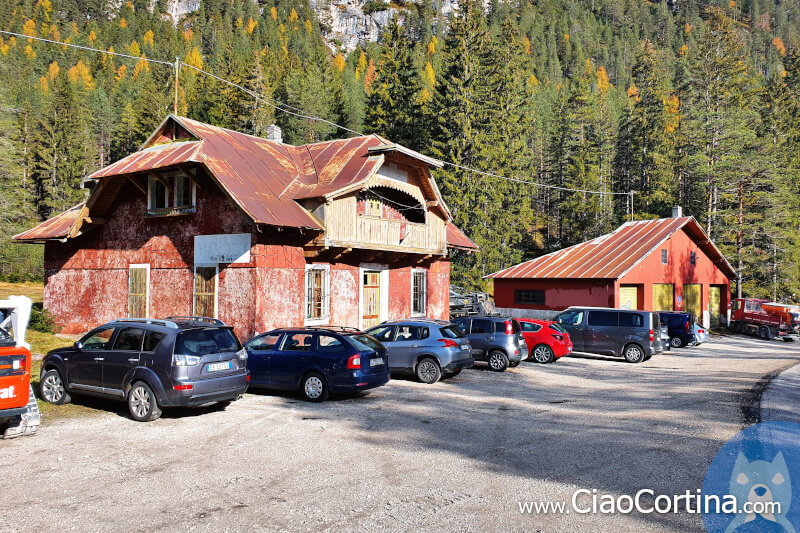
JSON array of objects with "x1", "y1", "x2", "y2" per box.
[
  {"x1": 0, "y1": 295, "x2": 40, "y2": 438},
  {"x1": 731, "y1": 297, "x2": 800, "y2": 341}
]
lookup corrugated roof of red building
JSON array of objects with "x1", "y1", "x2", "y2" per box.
[
  {"x1": 12, "y1": 203, "x2": 86, "y2": 242},
  {"x1": 16, "y1": 116, "x2": 477, "y2": 249},
  {"x1": 487, "y1": 217, "x2": 735, "y2": 280},
  {"x1": 446, "y1": 222, "x2": 479, "y2": 250}
]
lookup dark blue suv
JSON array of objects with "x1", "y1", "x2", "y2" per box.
[
  {"x1": 243, "y1": 327, "x2": 391, "y2": 402},
  {"x1": 659, "y1": 312, "x2": 696, "y2": 348},
  {"x1": 39, "y1": 317, "x2": 249, "y2": 421}
]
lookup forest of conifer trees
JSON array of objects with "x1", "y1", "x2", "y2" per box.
[{"x1": 1, "y1": 0, "x2": 799, "y2": 302}]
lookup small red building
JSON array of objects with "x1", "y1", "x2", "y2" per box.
[
  {"x1": 14, "y1": 115, "x2": 477, "y2": 339},
  {"x1": 487, "y1": 215, "x2": 735, "y2": 328}
]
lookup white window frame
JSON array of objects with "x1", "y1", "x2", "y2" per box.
[
  {"x1": 304, "y1": 264, "x2": 331, "y2": 326},
  {"x1": 128, "y1": 263, "x2": 150, "y2": 318},
  {"x1": 661, "y1": 249, "x2": 668, "y2": 264},
  {"x1": 193, "y1": 263, "x2": 219, "y2": 319},
  {"x1": 410, "y1": 268, "x2": 427, "y2": 317},
  {"x1": 147, "y1": 175, "x2": 169, "y2": 210},
  {"x1": 173, "y1": 173, "x2": 197, "y2": 208}
]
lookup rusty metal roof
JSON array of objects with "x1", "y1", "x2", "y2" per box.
[
  {"x1": 13, "y1": 203, "x2": 86, "y2": 242},
  {"x1": 487, "y1": 217, "x2": 735, "y2": 280},
  {"x1": 17, "y1": 116, "x2": 475, "y2": 249},
  {"x1": 446, "y1": 222, "x2": 479, "y2": 250}
]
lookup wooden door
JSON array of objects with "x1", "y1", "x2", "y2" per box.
[
  {"x1": 619, "y1": 285, "x2": 639, "y2": 310},
  {"x1": 709, "y1": 286, "x2": 721, "y2": 328},
  {"x1": 683, "y1": 284, "x2": 702, "y2": 323},
  {"x1": 128, "y1": 266, "x2": 148, "y2": 318},
  {"x1": 652, "y1": 284, "x2": 674, "y2": 311},
  {"x1": 194, "y1": 265, "x2": 217, "y2": 318},
  {"x1": 362, "y1": 271, "x2": 381, "y2": 329}
]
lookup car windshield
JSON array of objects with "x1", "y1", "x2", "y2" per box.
[
  {"x1": 440, "y1": 325, "x2": 466, "y2": 339},
  {"x1": 175, "y1": 328, "x2": 240, "y2": 356},
  {"x1": 348, "y1": 334, "x2": 383, "y2": 352}
]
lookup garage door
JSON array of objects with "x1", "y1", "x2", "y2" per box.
[
  {"x1": 684, "y1": 284, "x2": 702, "y2": 323},
  {"x1": 652, "y1": 284, "x2": 674, "y2": 311},
  {"x1": 709, "y1": 286, "x2": 721, "y2": 328},
  {"x1": 619, "y1": 286, "x2": 639, "y2": 310}
]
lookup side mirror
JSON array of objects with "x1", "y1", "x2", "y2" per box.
[{"x1": 73, "y1": 341, "x2": 83, "y2": 351}]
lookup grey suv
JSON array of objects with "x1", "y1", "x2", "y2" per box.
[
  {"x1": 451, "y1": 317, "x2": 529, "y2": 372},
  {"x1": 554, "y1": 307, "x2": 664, "y2": 363},
  {"x1": 365, "y1": 320, "x2": 473, "y2": 384},
  {"x1": 39, "y1": 317, "x2": 249, "y2": 421}
]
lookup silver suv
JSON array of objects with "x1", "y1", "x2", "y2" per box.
[
  {"x1": 365, "y1": 320, "x2": 474, "y2": 384},
  {"x1": 451, "y1": 316, "x2": 529, "y2": 372}
]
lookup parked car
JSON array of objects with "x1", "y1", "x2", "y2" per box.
[
  {"x1": 243, "y1": 326, "x2": 390, "y2": 401},
  {"x1": 39, "y1": 317, "x2": 249, "y2": 421},
  {"x1": 451, "y1": 316, "x2": 529, "y2": 371},
  {"x1": 553, "y1": 307, "x2": 664, "y2": 363},
  {"x1": 660, "y1": 324, "x2": 671, "y2": 352},
  {"x1": 364, "y1": 320, "x2": 473, "y2": 383},
  {"x1": 517, "y1": 318, "x2": 573, "y2": 363},
  {"x1": 659, "y1": 312, "x2": 696, "y2": 348},
  {"x1": 692, "y1": 323, "x2": 711, "y2": 345}
]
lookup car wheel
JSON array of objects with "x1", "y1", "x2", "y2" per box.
[
  {"x1": 301, "y1": 372, "x2": 329, "y2": 402},
  {"x1": 40, "y1": 369, "x2": 70, "y2": 405},
  {"x1": 670, "y1": 337, "x2": 684, "y2": 348},
  {"x1": 623, "y1": 344, "x2": 645, "y2": 363},
  {"x1": 532, "y1": 344, "x2": 555, "y2": 364},
  {"x1": 127, "y1": 381, "x2": 162, "y2": 422},
  {"x1": 733, "y1": 322, "x2": 742, "y2": 334},
  {"x1": 487, "y1": 350, "x2": 509, "y2": 372},
  {"x1": 416, "y1": 357, "x2": 441, "y2": 384},
  {"x1": 759, "y1": 326, "x2": 769, "y2": 340}
]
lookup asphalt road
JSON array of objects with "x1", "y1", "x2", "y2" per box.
[{"x1": 2, "y1": 335, "x2": 798, "y2": 532}]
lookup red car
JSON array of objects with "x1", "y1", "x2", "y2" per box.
[{"x1": 518, "y1": 318, "x2": 573, "y2": 363}]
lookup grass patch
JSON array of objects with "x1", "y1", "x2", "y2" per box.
[
  {"x1": 31, "y1": 359, "x2": 103, "y2": 422},
  {"x1": 0, "y1": 281, "x2": 43, "y2": 302},
  {"x1": 28, "y1": 330, "x2": 70, "y2": 357}
]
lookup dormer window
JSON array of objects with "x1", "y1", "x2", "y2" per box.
[{"x1": 146, "y1": 172, "x2": 196, "y2": 216}]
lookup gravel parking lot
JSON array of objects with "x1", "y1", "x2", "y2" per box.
[{"x1": 2, "y1": 335, "x2": 798, "y2": 532}]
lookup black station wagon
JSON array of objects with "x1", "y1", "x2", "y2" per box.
[{"x1": 39, "y1": 317, "x2": 249, "y2": 421}]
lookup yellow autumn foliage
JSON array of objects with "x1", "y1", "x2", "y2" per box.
[
  {"x1": 0, "y1": 44, "x2": 9, "y2": 56},
  {"x1": 270, "y1": 7, "x2": 278, "y2": 20},
  {"x1": 129, "y1": 41, "x2": 140, "y2": 57},
  {"x1": 522, "y1": 36, "x2": 531, "y2": 55},
  {"x1": 185, "y1": 46, "x2": 203, "y2": 69},
  {"x1": 236, "y1": 17, "x2": 243, "y2": 28},
  {"x1": 133, "y1": 55, "x2": 149, "y2": 78},
  {"x1": 143, "y1": 30, "x2": 154, "y2": 46},
  {"x1": 38, "y1": 76, "x2": 48, "y2": 92},
  {"x1": 564, "y1": 33, "x2": 569, "y2": 42},
  {"x1": 627, "y1": 84, "x2": 640, "y2": 101},
  {"x1": 47, "y1": 61, "x2": 59, "y2": 79},
  {"x1": 334, "y1": 53, "x2": 346, "y2": 72},
  {"x1": 115, "y1": 64, "x2": 127, "y2": 82},
  {"x1": 424, "y1": 61, "x2": 435, "y2": 86},
  {"x1": 289, "y1": 8, "x2": 298, "y2": 22},
  {"x1": 364, "y1": 58, "x2": 376, "y2": 91},
  {"x1": 68, "y1": 60, "x2": 95, "y2": 89},
  {"x1": 685, "y1": 23, "x2": 691, "y2": 34},
  {"x1": 773, "y1": 37, "x2": 786, "y2": 57},
  {"x1": 680, "y1": 44, "x2": 688, "y2": 56},
  {"x1": 119, "y1": 18, "x2": 128, "y2": 28},
  {"x1": 355, "y1": 51, "x2": 367, "y2": 80},
  {"x1": 305, "y1": 19, "x2": 313, "y2": 33},
  {"x1": 247, "y1": 18, "x2": 258, "y2": 34},
  {"x1": 528, "y1": 73, "x2": 539, "y2": 87},
  {"x1": 22, "y1": 20, "x2": 36, "y2": 41},
  {"x1": 427, "y1": 40, "x2": 435, "y2": 56},
  {"x1": 183, "y1": 28, "x2": 194, "y2": 41},
  {"x1": 25, "y1": 45, "x2": 35, "y2": 59},
  {"x1": 418, "y1": 87, "x2": 432, "y2": 104},
  {"x1": 89, "y1": 30, "x2": 97, "y2": 43},
  {"x1": 278, "y1": 23, "x2": 286, "y2": 33},
  {"x1": 664, "y1": 94, "x2": 680, "y2": 133},
  {"x1": 597, "y1": 66, "x2": 612, "y2": 93}
]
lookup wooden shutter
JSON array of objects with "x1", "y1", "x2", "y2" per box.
[
  {"x1": 194, "y1": 266, "x2": 217, "y2": 318},
  {"x1": 128, "y1": 266, "x2": 148, "y2": 318}
]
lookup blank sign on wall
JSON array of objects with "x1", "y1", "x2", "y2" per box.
[{"x1": 194, "y1": 233, "x2": 251, "y2": 264}]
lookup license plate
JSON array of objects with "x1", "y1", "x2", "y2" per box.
[
  {"x1": 370, "y1": 357, "x2": 384, "y2": 367},
  {"x1": 207, "y1": 361, "x2": 231, "y2": 372}
]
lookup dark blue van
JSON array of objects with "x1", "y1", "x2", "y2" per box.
[
  {"x1": 244, "y1": 327, "x2": 391, "y2": 402},
  {"x1": 659, "y1": 312, "x2": 696, "y2": 348}
]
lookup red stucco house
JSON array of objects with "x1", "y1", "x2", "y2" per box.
[
  {"x1": 487, "y1": 215, "x2": 735, "y2": 328},
  {"x1": 14, "y1": 115, "x2": 477, "y2": 340}
]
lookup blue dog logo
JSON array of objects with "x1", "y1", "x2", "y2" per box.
[
  {"x1": 704, "y1": 421, "x2": 800, "y2": 533},
  {"x1": 724, "y1": 452, "x2": 795, "y2": 533}
]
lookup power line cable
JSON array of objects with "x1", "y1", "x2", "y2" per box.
[
  {"x1": 0, "y1": 30, "x2": 174, "y2": 66},
  {"x1": 1, "y1": 31, "x2": 633, "y2": 198}
]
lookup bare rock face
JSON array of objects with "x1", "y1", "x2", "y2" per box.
[
  {"x1": 312, "y1": 0, "x2": 399, "y2": 52},
  {"x1": 162, "y1": 0, "x2": 202, "y2": 23}
]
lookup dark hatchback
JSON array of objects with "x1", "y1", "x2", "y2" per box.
[
  {"x1": 244, "y1": 327, "x2": 391, "y2": 402},
  {"x1": 39, "y1": 317, "x2": 249, "y2": 421}
]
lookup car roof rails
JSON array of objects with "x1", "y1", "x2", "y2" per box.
[
  {"x1": 114, "y1": 317, "x2": 180, "y2": 329},
  {"x1": 303, "y1": 325, "x2": 362, "y2": 333},
  {"x1": 164, "y1": 316, "x2": 227, "y2": 326}
]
